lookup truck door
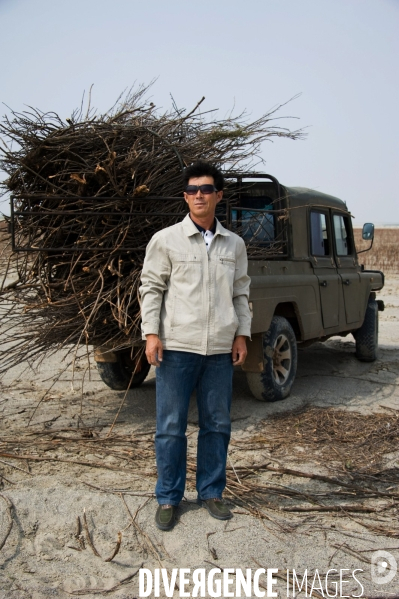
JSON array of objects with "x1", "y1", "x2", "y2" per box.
[
  {"x1": 332, "y1": 213, "x2": 363, "y2": 325},
  {"x1": 310, "y1": 210, "x2": 340, "y2": 328}
]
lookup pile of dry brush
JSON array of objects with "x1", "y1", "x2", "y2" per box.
[{"x1": 0, "y1": 85, "x2": 304, "y2": 373}]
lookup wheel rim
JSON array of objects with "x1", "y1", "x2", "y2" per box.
[{"x1": 272, "y1": 334, "x2": 292, "y2": 385}]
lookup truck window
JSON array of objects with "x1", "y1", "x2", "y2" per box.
[
  {"x1": 333, "y1": 214, "x2": 353, "y2": 256},
  {"x1": 231, "y1": 197, "x2": 275, "y2": 243},
  {"x1": 310, "y1": 211, "x2": 330, "y2": 256}
]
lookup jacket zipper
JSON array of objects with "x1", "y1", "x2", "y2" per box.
[{"x1": 205, "y1": 234, "x2": 218, "y2": 354}]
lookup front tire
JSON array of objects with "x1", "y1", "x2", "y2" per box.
[
  {"x1": 246, "y1": 316, "x2": 298, "y2": 402},
  {"x1": 355, "y1": 299, "x2": 379, "y2": 362},
  {"x1": 96, "y1": 349, "x2": 151, "y2": 390}
]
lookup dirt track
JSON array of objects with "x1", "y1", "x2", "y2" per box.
[{"x1": 0, "y1": 276, "x2": 398, "y2": 598}]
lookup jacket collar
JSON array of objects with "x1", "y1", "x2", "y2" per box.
[{"x1": 182, "y1": 213, "x2": 230, "y2": 237}]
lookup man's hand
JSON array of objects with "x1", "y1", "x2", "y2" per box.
[
  {"x1": 232, "y1": 335, "x2": 247, "y2": 366},
  {"x1": 145, "y1": 334, "x2": 163, "y2": 367}
]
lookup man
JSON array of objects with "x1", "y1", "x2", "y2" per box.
[{"x1": 139, "y1": 161, "x2": 251, "y2": 531}]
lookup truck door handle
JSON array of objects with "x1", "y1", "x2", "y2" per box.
[
  {"x1": 344, "y1": 279, "x2": 351, "y2": 285},
  {"x1": 320, "y1": 281, "x2": 328, "y2": 287}
]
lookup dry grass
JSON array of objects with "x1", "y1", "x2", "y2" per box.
[
  {"x1": 354, "y1": 227, "x2": 399, "y2": 273},
  {"x1": 249, "y1": 405, "x2": 399, "y2": 475}
]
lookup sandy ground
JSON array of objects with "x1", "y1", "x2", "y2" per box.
[{"x1": 0, "y1": 276, "x2": 398, "y2": 598}]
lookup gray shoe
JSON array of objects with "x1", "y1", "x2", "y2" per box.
[
  {"x1": 200, "y1": 498, "x2": 232, "y2": 520},
  {"x1": 155, "y1": 504, "x2": 177, "y2": 531}
]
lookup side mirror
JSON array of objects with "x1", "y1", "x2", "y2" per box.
[{"x1": 362, "y1": 223, "x2": 374, "y2": 241}]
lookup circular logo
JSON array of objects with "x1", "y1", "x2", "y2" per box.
[{"x1": 371, "y1": 550, "x2": 397, "y2": 585}]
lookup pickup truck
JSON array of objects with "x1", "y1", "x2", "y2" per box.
[
  {"x1": 93, "y1": 173, "x2": 384, "y2": 401},
  {"x1": 9, "y1": 173, "x2": 384, "y2": 401}
]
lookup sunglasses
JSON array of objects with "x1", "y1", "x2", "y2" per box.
[{"x1": 185, "y1": 184, "x2": 218, "y2": 195}]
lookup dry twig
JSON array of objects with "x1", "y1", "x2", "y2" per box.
[
  {"x1": 104, "y1": 531, "x2": 122, "y2": 562},
  {"x1": 0, "y1": 493, "x2": 14, "y2": 551},
  {"x1": 82, "y1": 508, "x2": 101, "y2": 557}
]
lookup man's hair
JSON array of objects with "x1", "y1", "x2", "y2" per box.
[{"x1": 183, "y1": 161, "x2": 224, "y2": 191}]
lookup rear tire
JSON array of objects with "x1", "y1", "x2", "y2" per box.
[
  {"x1": 355, "y1": 300, "x2": 378, "y2": 362},
  {"x1": 246, "y1": 316, "x2": 298, "y2": 402},
  {"x1": 96, "y1": 349, "x2": 151, "y2": 390}
]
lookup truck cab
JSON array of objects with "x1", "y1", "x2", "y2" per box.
[{"x1": 223, "y1": 174, "x2": 384, "y2": 400}]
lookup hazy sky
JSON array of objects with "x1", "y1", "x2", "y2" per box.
[{"x1": 1, "y1": 0, "x2": 398, "y2": 224}]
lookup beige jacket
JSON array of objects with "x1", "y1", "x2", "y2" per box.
[{"x1": 139, "y1": 214, "x2": 251, "y2": 355}]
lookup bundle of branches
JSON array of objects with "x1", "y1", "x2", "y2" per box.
[{"x1": 0, "y1": 85, "x2": 304, "y2": 373}]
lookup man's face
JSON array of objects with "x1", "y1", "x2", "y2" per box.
[{"x1": 184, "y1": 176, "x2": 223, "y2": 222}]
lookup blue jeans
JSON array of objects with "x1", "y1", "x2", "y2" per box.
[{"x1": 155, "y1": 350, "x2": 234, "y2": 506}]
